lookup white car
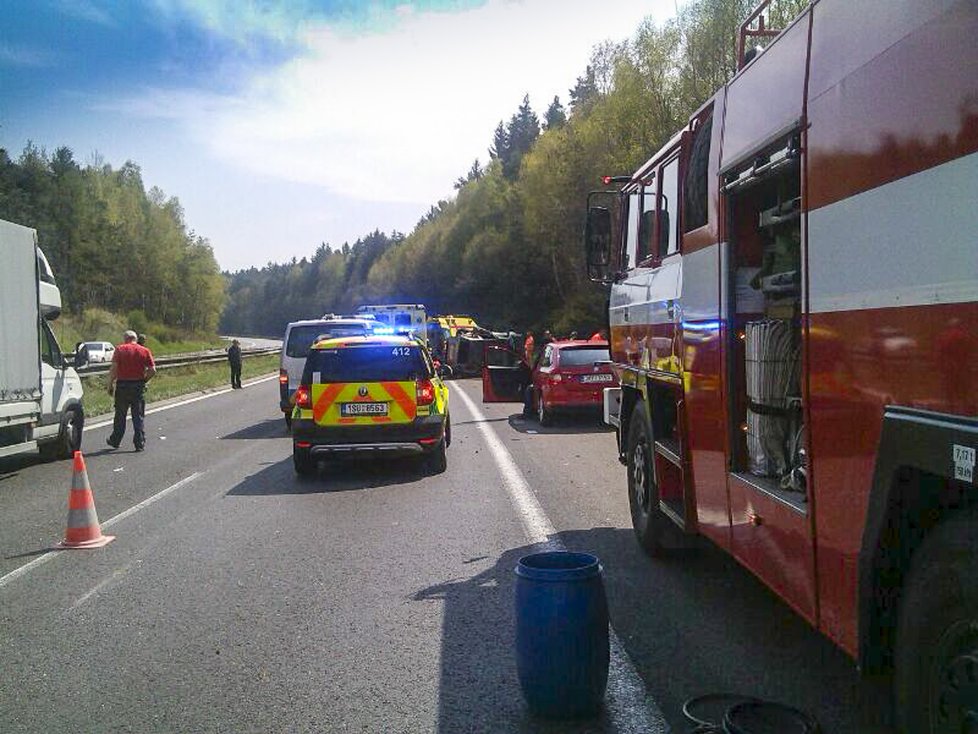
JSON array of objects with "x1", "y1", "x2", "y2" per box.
[
  {"x1": 80, "y1": 341, "x2": 115, "y2": 363},
  {"x1": 279, "y1": 317, "x2": 377, "y2": 429}
]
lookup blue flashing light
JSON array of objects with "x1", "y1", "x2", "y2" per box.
[
  {"x1": 681, "y1": 320, "x2": 722, "y2": 332},
  {"x1": 371, "y1": 326, "x2": 395, "y2": 335}
]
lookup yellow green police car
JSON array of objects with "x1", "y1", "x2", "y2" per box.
[{"x1": 290, "y1": 334, "x2": 450, "y2": 476}]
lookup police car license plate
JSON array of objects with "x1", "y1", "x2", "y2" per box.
[
  {"x1": 581, "y1": 374, "x2": 613, "y2": 383},
  {"x1": 341, "y1": 402, "x2": 388, "y2": 416}
]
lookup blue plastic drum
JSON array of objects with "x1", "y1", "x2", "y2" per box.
[{"x1": 514, "y1": 551, "x2": 610, "y2": 718}]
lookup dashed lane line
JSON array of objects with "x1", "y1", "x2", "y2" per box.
[
  {"x1": 0, "y1": 472, "x2": 203, "y2": 591},
  {"x1": 449, "y1": 383, "x2": 669, "y2": 734}
]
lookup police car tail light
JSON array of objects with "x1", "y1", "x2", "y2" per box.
[
  {"x1": 294, "y1": 384, "x2": 312, "y2": 409},
  {"x1": 416, "y1": 378, "x2": 436, "y2": 406},
  {"x1": 279, "y1": 369, "x2": 289, "y2": 385}
]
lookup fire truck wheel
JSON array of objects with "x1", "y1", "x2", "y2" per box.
[
  {"x1": 894, "y1": 509, "x2": 978, "y2": 734},
  {"x1": 626, "y1": 402, "x2": 668, "y2": 556}
]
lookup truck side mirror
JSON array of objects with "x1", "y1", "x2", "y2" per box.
[
  {"x1": 73, "y1": 351, "x2": 88, "y2": 369},
  {"x1": 585, "y1": 206, "x2": 613, "y2": 281}
]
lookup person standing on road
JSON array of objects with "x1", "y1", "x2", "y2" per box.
[
  {"x1": 523, "y1": 331, "x2": 535, "y2": 365},
  {"x1": 227, "y1": 339, "x2": 243, "y2": 389},
  {"x1": 106, "y1": 330, "x2": 156, "y2": 452}
]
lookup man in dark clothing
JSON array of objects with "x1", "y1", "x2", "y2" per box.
[
  {"x1": 227, "y1": 339, "x2": 243, "y2": 389},
  {"x1": 106, "y1": 330, "x2": 156, "y2": 451}
]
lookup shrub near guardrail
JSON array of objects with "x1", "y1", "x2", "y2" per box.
[{"x1": 81, "y1": 353, "x2": 280, "y2": 418}]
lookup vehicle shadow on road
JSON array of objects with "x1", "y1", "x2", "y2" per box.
[
  {"x1": 507, "y1": 414, "x2": 613, "y2": 436},
  {"x1": 0, "y1": 454, "x2": 36, "y2": 480},
  {"x1": 220, "y1": 419, "x2": 289, "y2": 441},
  {"x1": 414, "y1": 526, "x2": 894, "y2": 734},
  {"x1": 226, "y1": 456, "x2": 428, "y2": 496}
]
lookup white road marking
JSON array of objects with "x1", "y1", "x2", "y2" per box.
[
  {"x1": 0, "y1": 472, "x2": 203, "y2": 591},
  {"x1": 84, "y1": 374, "x2": 278, "y2": 431},
  {"x1": 449, "y1": 383, "x2": 669, "y2": 733},
  {"x1": 101, "y1": 472, "x2": 201, "y2": 530},
  {"x1": 67, "y1": 565, "x2": 130, "y2": 611}
]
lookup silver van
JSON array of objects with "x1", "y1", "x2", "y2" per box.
[{"x1": 279, "y1": 317, "x2": 376, "y2": 429}]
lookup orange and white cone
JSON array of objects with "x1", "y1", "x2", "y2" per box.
[{"x1": 57, "y1": 450, "x2": 115, "y2": 549}]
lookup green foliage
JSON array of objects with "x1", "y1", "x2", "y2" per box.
[
  {"x1": 0, "y1": 148, "x2": 226, "y2": 333},
  {"x1": 127, "y1": 309, "x2": 149, "y2": 334},
  {"x1": 49, "y1": 308, "x2": 223, "y2": 356},
  {"x1": 222, "y1": 0, "x2": 811, "y2": 338}
]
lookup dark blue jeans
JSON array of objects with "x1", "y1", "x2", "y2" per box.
[{"x1": 109, "y1": 380, "x2": 146, "y2": 449}]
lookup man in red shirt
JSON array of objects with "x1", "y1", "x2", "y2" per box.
[{"x1": 106, "y1": 330, "x2": 156, "y2": 452}]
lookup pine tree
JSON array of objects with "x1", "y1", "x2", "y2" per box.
[
  {"x1": 543, "y1": 96, "x2": 567, "y2": 131},
  {"x1": 569, "y1": 65, "x2": 598, "y2": 115}
]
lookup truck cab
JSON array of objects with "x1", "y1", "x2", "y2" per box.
[{"x1": 0, "y1": 220, "x2": 84, "y2": 461}]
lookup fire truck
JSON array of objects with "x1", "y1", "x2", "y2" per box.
[{"x1": 584, "y1": 1, "x2": 977, "y2": 730}]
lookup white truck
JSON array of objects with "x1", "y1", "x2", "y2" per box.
[{"x1": 0, "y1": 218, "x2": 85, "y2": 461}]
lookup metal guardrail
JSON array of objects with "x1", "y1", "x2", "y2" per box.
[{"x1": 76, "y1": 347, "x2": 280, "y2": 376}]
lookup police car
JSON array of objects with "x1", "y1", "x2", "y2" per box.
[{"x1": 290, "y1": 335, "x2": 450, "y2": 477}]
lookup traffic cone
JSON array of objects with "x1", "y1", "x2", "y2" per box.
[{"x1": 57, "y1": 450, "x2": 115, "y2": 549}]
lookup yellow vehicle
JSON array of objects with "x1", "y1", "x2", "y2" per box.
[{"x1": 290, "y1": 334, "x2": 450, "y2": 477}]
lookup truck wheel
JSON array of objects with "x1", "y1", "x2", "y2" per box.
[
  {"x1": 537, "y1": 392, "x2": 553, "y2": 426},
  {"x1": 894, "y1": 509, "x2": 978, "y2": 733},
  {"x1": 626, "y1": 402, "x2": 668, "y2": 556},
  {"x1": 39, "y1": 406, "x2": 83, "y2": 461},
  {"x1": 293, "y1": 447, "x2": 316, "y2": 477}
]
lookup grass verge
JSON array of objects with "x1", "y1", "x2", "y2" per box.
[{"x1": 82, "y1": 353, "x2": 280, "y2": 418}]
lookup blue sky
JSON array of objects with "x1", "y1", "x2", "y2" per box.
[{"x1": 1, "y1": 1, "x2": 678, "y2": 271}]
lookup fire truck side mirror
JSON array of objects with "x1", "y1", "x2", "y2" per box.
[{"x1": 585, "y1": 206, "x2": 613, "y2": 282}]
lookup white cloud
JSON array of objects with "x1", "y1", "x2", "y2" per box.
[
  {"x1": 100, "y1": 0, "x2": 678, "y2": 266},
  {"x1": 195, "y1": 0, "x2": 672, "y2": 204}
]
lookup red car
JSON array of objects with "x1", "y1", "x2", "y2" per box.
[{"x1": 482, "y1": 340, "x2": 617, "y2": 425}]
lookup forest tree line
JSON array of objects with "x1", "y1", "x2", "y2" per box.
[
  {"x1": 0, "y1": 146, "x2": 225, "y2": 333},
  {"x1": 222, "y1": 0, "x2": 806, "y2": 338}
]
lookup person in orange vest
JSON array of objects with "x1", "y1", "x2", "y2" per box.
[{"x1": 524, "y1": 331, "x2": 535, "y2": 365}]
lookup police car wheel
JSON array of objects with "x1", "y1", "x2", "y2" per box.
[
  {"x1": 426, "y1": 441, "x2": 447, "y2": 475},
  {"x1": 293, "y1": 447, "x2": 316, "y2": 477}
]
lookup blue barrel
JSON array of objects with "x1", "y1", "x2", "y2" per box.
[{"x1": 515, "y1": 551, "x2": 609, "y2": 717}]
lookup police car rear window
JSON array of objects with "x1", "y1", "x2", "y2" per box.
[
  {"x1": 304, "y1": 345, "x2": 430, "y2": 383},
  {"x1": 286, "y1": 324, "x2": 368, "y2": 357}
]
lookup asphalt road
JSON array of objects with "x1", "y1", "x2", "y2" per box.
[{"x1": 0, "y1": 377, "x2": 894, "y2": 733}]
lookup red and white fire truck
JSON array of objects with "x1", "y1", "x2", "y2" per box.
[{"x1": 584, "y1": 1, "x2": 977, "y2": 730}]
